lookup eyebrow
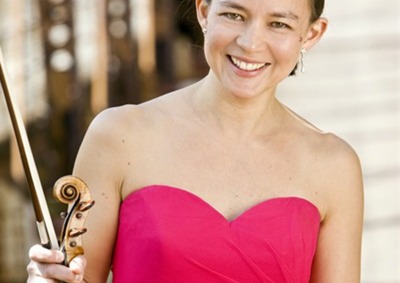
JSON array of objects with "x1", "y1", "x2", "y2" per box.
[
  {"x1": 270, "y1": 11, "x2": 300, "y2": 21},
  {"x1": 219, "y1": 0, "x2": 249, "y2": 13},
  {"x1": 219, "y1": 0, "x2": 300, "y2": 21}
]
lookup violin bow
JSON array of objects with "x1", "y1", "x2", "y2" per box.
[
  {"x1": 0, "y1": 45, "x2": 94, "y2": 265},
  {"x1": 0, "y1": 45, "x2": 60, "y2": 250}
]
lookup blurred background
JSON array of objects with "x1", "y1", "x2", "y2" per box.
[{"x1": 0, "y1": 0, "x2": 398, "y2": 282}]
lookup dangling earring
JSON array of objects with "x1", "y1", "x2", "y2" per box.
[
  {"x1": 300, "y1": 48, "x2": 307, "y2": 73},
  {"x1": 202, "y1": 27, "x2": 207, "y2": 35}
]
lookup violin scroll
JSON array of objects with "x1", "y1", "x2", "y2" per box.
[{"x1": 53, "y1": 176, "x2": 95, "y2": 265}]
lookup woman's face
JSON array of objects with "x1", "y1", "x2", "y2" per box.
[{"x1": 197, "y1": 0, "x2": 326, "y2": 99}]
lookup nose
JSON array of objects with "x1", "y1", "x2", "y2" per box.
[{"x1": 236, "y1": 22, "x2": 266, "y2": 52}]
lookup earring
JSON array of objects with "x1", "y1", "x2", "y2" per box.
[
  {"x1": 300, "y1": 48, "x2": 307, "y2": 73},
  {"x1": 202, "y1": 27, "x2": 207, "y2": 35}
]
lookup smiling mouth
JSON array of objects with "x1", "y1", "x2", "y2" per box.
[{"x1": 229, "y1": 55, "x2": 268, "y2": 72}]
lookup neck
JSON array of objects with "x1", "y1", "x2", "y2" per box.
[{"x1": 191, "y1": 74, "x2": 285, "y2": 138}]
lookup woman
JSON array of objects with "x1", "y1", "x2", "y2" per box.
[{"x1": 27, "y1": 0, "x2": 364, "y2": 282}]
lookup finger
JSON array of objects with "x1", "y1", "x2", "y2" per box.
[
  {"x1": 29, "y1": 244, "x2": 64, "y2": 263},
  {"x1": 28, "y1": 261, "x2": 83, "y2": 283},
  {"x1": 27, "y1": 275, "x2": 59, "y2": 283},
  {"x1": 69, "y1": 255, "x2": 87, "y2": 275}
]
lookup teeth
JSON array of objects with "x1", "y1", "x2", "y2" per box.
[{"x1": 231, "y1": 56, "x2": 266, "y2": 71}]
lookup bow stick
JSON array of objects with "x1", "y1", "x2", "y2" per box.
[
  {"x1": 0, "y1": 45, "x2": 94, "y2": 265},
  {"x1": 0, "y1": 46, "x2": 59, "y2": 250}
]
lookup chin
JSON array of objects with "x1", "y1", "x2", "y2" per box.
[{"x1": 225, "y1": 86, "x2": 265, "y2": 101}]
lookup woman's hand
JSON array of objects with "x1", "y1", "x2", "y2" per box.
[{"x1": 27, "y1": 244, "x2": 86, "y2": 283}]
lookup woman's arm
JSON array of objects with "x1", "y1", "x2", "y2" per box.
[
  {"x1": 71, "y1": 108, "x2": 128, "y2": 281},
  {"x1": 27, "y1": 105, "x2": 140, "y2": 282},
  {"x1": 310, "y1": 140, "x2": 364, "y2": 282}
]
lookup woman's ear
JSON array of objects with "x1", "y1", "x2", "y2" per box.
[
  {"x1": 303, "y1": 17, "x2": 328, "y2": 50},
  {"x1": 196, "y1": 0, "x2": 210, "y2": 30}
]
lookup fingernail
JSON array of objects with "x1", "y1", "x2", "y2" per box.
[{"x1": 75, "y1": 274, "x2": 83, "y2": 282}]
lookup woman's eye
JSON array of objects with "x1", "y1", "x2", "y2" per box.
[
  {"x1": 224, "y1": 13, "x2": 243, "y2": 21},
  {"x1": 271, "y1": 22, "x2": 290, "y2": 29}
]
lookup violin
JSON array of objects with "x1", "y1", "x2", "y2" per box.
[
  {"x1": 54, "y1": 176, "x2": 95, "y2": 265},
  {"x1": 0, "y1": 46, "x2": 94, "y2": 266}
]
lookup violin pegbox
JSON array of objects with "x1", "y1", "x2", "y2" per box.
[{"x1": 53, "y1": 175, "x2": 95, "y2": 265}]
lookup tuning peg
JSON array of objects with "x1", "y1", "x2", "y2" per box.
[
  {"x1": 78, "y1": 200, "x2": 95, "y2": 212},
  {"x1": 68, "y1": 228, "x2": 87, "y2": 238}
]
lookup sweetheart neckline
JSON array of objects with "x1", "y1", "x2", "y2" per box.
[{"x1": 123, "y1": 184, "x2": 321, "y2": 223}]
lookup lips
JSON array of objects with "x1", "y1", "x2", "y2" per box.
[{"x1": 229, "y1": 55, "x2": 268, "y2": 72}]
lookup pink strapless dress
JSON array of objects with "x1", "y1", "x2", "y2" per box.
[{"x1": 112, "y1": 185, "x2": 320, "y2": 282}]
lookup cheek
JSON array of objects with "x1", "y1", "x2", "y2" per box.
[
  {"x1": 204, "y1": 16, "x2": 244, "y2": 49},
  {"x1": 268, "y1": 35, "x2": 303, "y2": 63},
  {"x1": 203, "y1": 27, "x2": 236, "y2": 63},
  {"x1": 206, "y1": 23, "x2": 235, "y2": 48}
]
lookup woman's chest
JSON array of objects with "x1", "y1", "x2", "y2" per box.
[{"x1": 120, "y1": 130, "x2": 326, "y2": 221}]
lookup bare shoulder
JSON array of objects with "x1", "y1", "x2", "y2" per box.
[
  {"x1": 296, "y1": 119, "x2": 364, "y2": 221},
  {"x1": 314, "y1": 131, "x2": 361, "y2": 169},
  {"x1": 71, "y1": 106, "x2": 148, "y2": 281},
  {"x1": 282, "y1": 103, "x2": 363, "y2": 217},
  {"x1": 72, "y1": 104, "x2": 152, "y2": 191},
  {"x1": 82, "y1": 102, "x2": 166, "y2": 149},
  {"x1": 87, "y1": 104, "x2": 148, "y2": 139},
  {"x1": 313, "y1": 131, "x2": 362, "y2": 188},
  {"x1": 290, "y1": 119, "x2": 364, "y2": 281},
  {"x1": 85, "y1": 89, "x2": 185, "y2": 140},
  {"x1": 284, "y1": 104, "x2": 362, "y2": 186},
  {"x1": 88, "y1": 89, "x2": 186, "y2": 132},
  {"x1": 318, "y1": 132, "x2": 364, "y2": 216}
]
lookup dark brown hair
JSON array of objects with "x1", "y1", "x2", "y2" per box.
[{"x1": 309, "y1": 0, "x2": 325, "y2": 22}]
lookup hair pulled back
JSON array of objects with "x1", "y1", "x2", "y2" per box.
[{"x1": 310, "y1": 0, "x2": 325, "y2": 22}]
